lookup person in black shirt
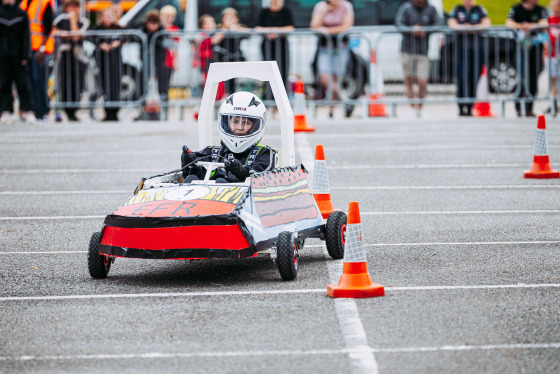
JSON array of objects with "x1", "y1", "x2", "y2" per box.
[
  {"x1": 53, "y1": 0, "x2": 90, "y2": 121},
  {"x1": 448, "y1": 0, "x2": 491, "y2": 116},
  {"x1": 0, "y1": 0, "x2": 35, "y2": 123},
  {"x1": 140, "y1": 10, "x2": 166, "y2": 102},
  {"x1": 255, "y1": 0, "x2": 294, "y2": 101},
  {"x1": 90, "y1": 8, "x2": 123, "y2": 121},
  {"x1": 506, "y1": 0, "x2": 548, "y2": 117}
]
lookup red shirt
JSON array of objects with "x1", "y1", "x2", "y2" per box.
[
  {"x1": 164, "y1": 25, "x2": 179, "y2": 68},
  {"x1": 549, "y1": 16, "x2": 560, "y2": 57}
]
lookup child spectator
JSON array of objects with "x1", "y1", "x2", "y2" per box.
[
  {"x1": 160, "y1": 5, "x2": 179, "y2": 102},
  {"x1": 213, "y1": 8, "x2": 249, "y2": 95},
  {"x1": 181, "y1": 91, "x2": 276, "y2": 184},
  {"x1": 196, "y1": 14, "x2": 225, "y2": 99},
  {"x1": 546, "y1": 0, "x2": 560, "y2": 115}
]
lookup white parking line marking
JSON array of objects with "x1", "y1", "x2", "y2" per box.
[
  {"x1": 0, "y1": 190, "x2": 130, "y2": 195},
  {"x1": 361, "y1": 210, "x2": 560, "y2": 215},
  {"x1": 306, "y1": 240, "x2": 560, "y2": 248},
  {"x1": 1, "y1": 284, "x2": 559, "y2": 302},
  {"x1": 1, "y1": 343, "x2": 559, "y2": 362},
  {"x1": 0, "y1": 289, "x2": 326, "y2": 301},
  {"x1": 372, "y1": 343, "x2": 560, "y2": 353},
  {"x1": 0, "y1": 251, "x2": 87, "y2": 255},
  {"x1": 0, "y1": 216, "x2": 105, "y2": 220},
  {"x1": 332, "y1": 185, "x2": 560, "y2": 190},
  {"x1": 329, "y1": 163, "x2": 527, "y2": 170},
  {"x1": 323, "y1": 145, "x2": 555, "y2": 151},
  {"x1": 1, "y1": 210, "x2": 558, "y2": 221},
  {"x1": 0, "y1": 169, "x2": 156, "y2": 174},
  {"x1": 0, "y1": 185, "x2": 558, "y2": 196},
  {"x1": 296, "y1": 133, "x2": 379, "y2": 374},
  {"x1": 2, "y1": 240, "x2": 558, "y2": 255}
]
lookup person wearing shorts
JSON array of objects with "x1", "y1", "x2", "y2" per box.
[
  {"x1": 546, "y1": 0, "x2": 560, "y2": 115},
  {"x1": 395, "y1": 0, "x2": 440, "y2": 117},
  {"x1": 506, "y1": 0, "x2": 548, "y2": 117},
  {"x1": 310, "y1": 0, "x2": 354, "y2": 117}
]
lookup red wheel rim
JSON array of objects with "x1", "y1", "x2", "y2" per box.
[
  {"x1": 341, "y1": 224, "x2": 347, "y2": 246},
  {"x1": 103, "y1": 256, "x2": 109, "y2": 267},
  {"x1": 293, "y1": 244, "x2": 298, "y2": 269}
]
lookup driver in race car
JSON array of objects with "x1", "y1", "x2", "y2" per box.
[{"x1": 181, "y1": 91, "x2": 277, "y2": 183}]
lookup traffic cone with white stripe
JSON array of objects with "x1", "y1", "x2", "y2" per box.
[
  {"x1": 293, "y1": 80, "x2": 315, "y2": 132},
  {"x1": 312, "y1": 145, "x2": 334, "y2": 219},
  {"x1": 524, "y1": 115, "x2": 559, "y2": 178},
  {"x1": 327, "y1": 202, "x2": 384, "y2": 298},
  {"x1": 368, "y1": 48, "x2": 388, "y2": 117},
  {"x1": 472, "y1": 65, "x2": 496, "y2": 118}
]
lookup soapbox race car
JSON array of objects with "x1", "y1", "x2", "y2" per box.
[{"x1": 87, "y1": 62, "x2": 348, "y2": 281}]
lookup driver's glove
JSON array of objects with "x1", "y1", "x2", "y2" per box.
[
  {"x1": 181, "y1": 146, "x2": 197, "y2": 168},
  {"x1": 224, "y1": 154, "x2": 250, "y2": 180}
]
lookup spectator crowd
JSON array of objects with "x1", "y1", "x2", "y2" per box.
[{"x1": 1, "y1": 0, "x2": 560, "y2": 124}]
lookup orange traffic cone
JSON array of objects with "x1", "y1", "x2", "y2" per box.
[
  {"x1": 472, "y1": 65, "x2": 496, "y2": 118},
  {"x1": 524, "y1": 115, "x2": 560, "y2": 178},
  {"x1": 327, "y1": 202, "x2": 384, "y2": 298},
  {"x1": 368, "y1": 49, "x2": 388, "y2": 117},
  {"x1": 293, "y1": 80, "x2": 315, "y2": 132},
  {"x1": 312, "y1": 145, "x2": 334, "y2": 219}
]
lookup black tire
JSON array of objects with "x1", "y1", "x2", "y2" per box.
[
  {"x1": 276, "y1": 231, "x2": 299, "y2": 281},
  {"x1": 88, "y1": 232, "x2": 111, "y2": 279},
  {"x1": 325, "y1": 211, "x2": 347, "y2": 259}
]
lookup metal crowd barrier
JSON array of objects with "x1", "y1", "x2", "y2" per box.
[
  {"x1": 148, "y1": 28, "x2": 334, "y2": 116},
  {"x1": 338, "y1": 26, "x2": 521, "y2": 117},
  {"x1": 48, "y1": 26, "x2": 560, "y2": 119},
  {"x1": 51, "y1": 29, "x2": 148, "y2": 112}
]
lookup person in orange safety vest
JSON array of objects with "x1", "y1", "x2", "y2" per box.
[{"x1": 20, "y1": 0, "x2": 54, "y2": 121}]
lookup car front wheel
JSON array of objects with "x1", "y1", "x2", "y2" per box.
[
  {"x1": 87, "y1": 232, "x2": 112, "y2": 279},
  {"x1": 276, "y1": 232, "x2": 299, "y2": 281}
]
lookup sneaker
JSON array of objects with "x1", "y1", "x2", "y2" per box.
[
  {"x1": 24, "y1": 112, "x2": 36, "y2": 124},
  {"x1": 415, "y1": 109, "x2": 422, "y2": 118},
  {"x1": 0, "y1": 111, "x2": 12, "y2": 124}
]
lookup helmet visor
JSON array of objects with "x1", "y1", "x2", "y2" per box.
[{"x1": 220, "y1": 115, "x2": 262, "y2": 137}]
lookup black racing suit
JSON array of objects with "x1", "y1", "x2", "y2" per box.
[{"x1": 183, "y1": 143, "x2": 277, "y2": 183}]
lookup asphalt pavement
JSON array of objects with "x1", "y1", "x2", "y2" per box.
[{"x1": 1, "y1": 109, "x2": 559, "y2": 374}]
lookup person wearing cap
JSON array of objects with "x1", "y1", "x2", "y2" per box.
[{"x1": 180, "y1": 91, "x2": 277, "y2": 184}]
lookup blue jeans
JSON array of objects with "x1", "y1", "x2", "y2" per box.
[{"x1": 30, "y1": 51, "x2": 50, "y2": 118}]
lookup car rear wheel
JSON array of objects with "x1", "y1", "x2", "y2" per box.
[
  {"x1": 325, "y1": 210, "x2": 347, "y2": 259},
  {"x1": 88, "y1": 232, "x2": 112, "y2": 279},
  {"x1": 276, "y1": 231, "x2": 299, "y2": 281}
]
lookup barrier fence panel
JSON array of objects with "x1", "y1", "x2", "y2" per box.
[
  {"x1": 48, "y1": 26, "x2": 560, "y2": 120},
  {"x1": 51, "y1": 29, "x2": 148, "y2": 112},
  {"x1": 521, "y1": 26, "x2": 560, "y2": 117},
  {"x1": 337, "y1": 26, "x2": 520, "y2": 117},
  {"x1": 149, "y1": 29, "x2": 334, "y2": 115}
]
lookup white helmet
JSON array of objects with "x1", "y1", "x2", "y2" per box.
[{"x1": 218, "y1": 91, "x2": 266, "y2": 153}]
